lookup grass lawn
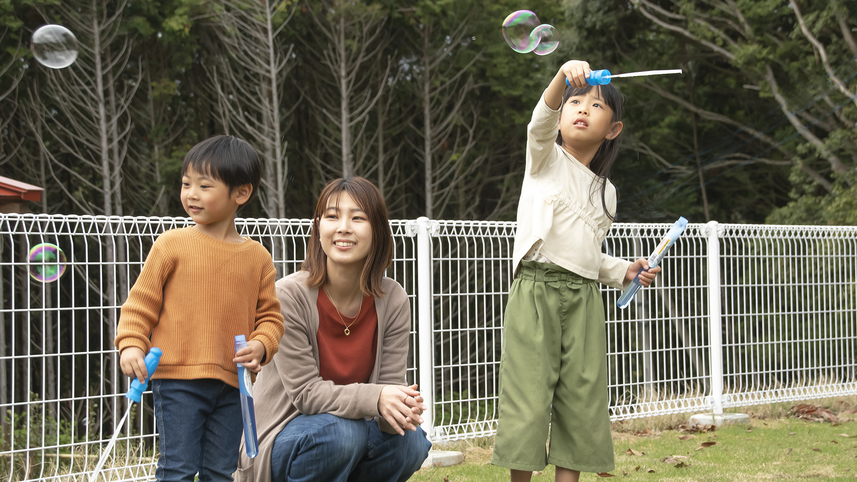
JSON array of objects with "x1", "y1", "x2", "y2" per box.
[{"x1": 412, "y1": 398, "x2": 857, "y2": 481}]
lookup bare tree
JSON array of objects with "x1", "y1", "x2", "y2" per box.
[
  {"x1": 302, "y1": 0, "x2": 391, "y2": 179},
  {"x1": 31, "y1": 0, "x2": 141, "y2": 216},
  {"x1": 0, "y1": 26, "x2": 25, "y2": 171},
  {"x1": 130, "y1": 51, "x2": 186, "y2": 215},
  {"x1": 373, "y1": 78, "x2": 414, "y2": 217},
  {"x1": 406, "y1": 13, "x2": 485, "y2": 218},
  {"x1": 203, "y1": 0, "x2": 297, "y2": 218},
  {"x1": 27, "y1": 1, "x2": 142, "y2": 421}
]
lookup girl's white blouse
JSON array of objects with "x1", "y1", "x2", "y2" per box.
[{"x1": 512, "y1": 94, "x2": 631, "y2": 290}]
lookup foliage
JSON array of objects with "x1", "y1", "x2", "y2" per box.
[
  {"x1": 560, "y1": 0, "x2": 856, "y2": 224},
  {"x1": 2, "y1": 1, "x2": 851, "y2": 223},
  {"x1": 4, "y1": 407, "x2": 74, "y2": 451},
  {"x1": 768, "y1": 172, "x2": 857, "y2": 225},
  {"x1": 1, "y1": 392, "x2": 76, "y2": 475},
  {"x1": 434, "y1": 390, "x2": 496, "y2": 428}
]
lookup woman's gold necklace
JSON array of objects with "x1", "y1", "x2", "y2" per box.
[{"x1": 324, "y1": 287, "x2": 363, "y2": 336}]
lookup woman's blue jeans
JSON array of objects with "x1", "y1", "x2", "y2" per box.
[
  {"x1": 152, "y1": 379, "x2": 243, "y2": 482},
  {"x1": 269, "y1": 413, "x2": 432, "y2": 482}
]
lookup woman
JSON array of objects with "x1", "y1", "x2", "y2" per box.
[{"x1": 236, "y1": 177, "x2": 431, "y2": 482}]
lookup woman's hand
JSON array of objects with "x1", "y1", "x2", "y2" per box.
[
  {"x1": 378, "y1": 384, "x2": 427, "y2": 435},
  {"x1": 625, "y1": 258, "x2": 662, "y2": 287}
]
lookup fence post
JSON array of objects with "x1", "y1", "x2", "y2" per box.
[
  {"x1": 415, "y1": 216, "x2": 435, "y2": 438},
  {"x1": 706, "y1": 220, "x2": 724, "y2": 415}
]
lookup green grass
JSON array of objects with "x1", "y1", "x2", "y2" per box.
[{"x1": 412, "y1": 398, "x2": 857, "y2": 481}]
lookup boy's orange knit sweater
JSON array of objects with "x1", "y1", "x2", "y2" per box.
[{"x1": 114, "y1": 227, "x2": 285, "y2": 388}]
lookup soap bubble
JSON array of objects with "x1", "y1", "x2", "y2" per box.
[
  {"x1": 532, "y1": 24, "x2": 559, "y2": 56},
  {"x1": 31, "y1": 25, "x2": 78, "y2": 69},
  {"x1": 502, "y1": 10, "x2": 559, "y2": 55},
  {"x1": 28, "y1": 243, "x2": 67, "y2": 282},
  {"x1": 502, "y1": 10, "x2": 541, "y2": 54}
]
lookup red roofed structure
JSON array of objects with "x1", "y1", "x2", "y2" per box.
[{"x1": 0, "y1": 175, "x2": 44, "y2": 213}]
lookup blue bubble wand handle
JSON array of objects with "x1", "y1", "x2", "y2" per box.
[
  {"x1": 89, "y1": 347, "x2": 162, "y2": 482},
  {"x1": 126, "y1": 347, "x2": 163, "y2": 403},
  {"x1": 566, "y1": 68, "x2": 683, "y2": 86},
  {"x1": 616, "y1": 217, "x2": 688, "y2": 309},
  {"x1": 235, "y1": 335, "x2": 259, "y2": 458}
]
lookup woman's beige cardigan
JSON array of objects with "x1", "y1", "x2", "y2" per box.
[{"x1": 235, "y1": 270, "x2": 412, "y2": 482}]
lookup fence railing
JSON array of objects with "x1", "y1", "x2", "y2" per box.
[{"x1": 1, "y1": 214, "x2": 855, "y2": 480}]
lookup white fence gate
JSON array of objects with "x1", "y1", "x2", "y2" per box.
[{"x1": 1, "y1": 214, "x2": 855, "y2": 480}]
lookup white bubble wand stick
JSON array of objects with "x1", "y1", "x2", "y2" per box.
[
  {"x1": 566, "y1": 68, "x2": 683, "y2": 86},
  {"x1": 88, "y1": 348, "x2": 162, "y2": 482}
]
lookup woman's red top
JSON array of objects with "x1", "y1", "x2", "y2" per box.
[{"x1": 316, "y1": 290, "x2": 378, "y2": 385}]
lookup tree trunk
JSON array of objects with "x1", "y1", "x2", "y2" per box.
[
  {"x1": 339, "y1": 16, "x2": 353, "y2": 178},
  {"x1": 92, "y1": 1, "x2": 112, "y2": 217},
  {"x1": 422, "y1": 32, "x2": 432, "y2": 217},
  {"x1": 0, "y1": 236, "x2": 7, "y2": 444},
  {"x1": 692, "y1": 112, "x2": 710, "y2": 222}
]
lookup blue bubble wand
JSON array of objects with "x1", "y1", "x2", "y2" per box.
[
  {"x1": 616, "y1": 217, "x2": 688, "y2": 309},
  {"x1": 235, "y1": 335, "x2": 259, "y2": 458},
  {"x1": 566, "y1": 68, "x2": 683, "y2": 86},
  {"x1": 88, "y1": 348, "x2": 162, "y2": 482}
]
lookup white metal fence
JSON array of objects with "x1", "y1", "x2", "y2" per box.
[{"x1": 1, "y1": 214, "x2": 855, "y2": 480}]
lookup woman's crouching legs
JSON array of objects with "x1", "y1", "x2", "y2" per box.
[
  {"x1": 270, "y1": 414, "x2": 368, "y2": 482},
  {"x1": 353, "y1": 420, "x2": 431, "y2": 482}
]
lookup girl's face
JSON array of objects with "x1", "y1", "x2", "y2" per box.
[
  {"x1": 558, "y1": 89, "x2": 623, "y2": 149},
  {"x1": 318, "y1": 191, "x2": 373, "y2": 269}
]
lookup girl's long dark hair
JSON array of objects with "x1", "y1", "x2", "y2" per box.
[{"x1": 555, "y1": 84, "x2": 624, "y2": 221}]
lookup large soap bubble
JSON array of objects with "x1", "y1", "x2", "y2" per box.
[
  {"x1": 532, "y1": 24, "x2": 559, "y2": 56},
  {"x1": 31, "y1": 24, "x2": 78, "y2": 69},
  {"x1": 502, "y1": 10, "x2": 542, "y2": 54},
  {"x1": 502, "y1": 10, "x2": 558, "y2": 55},
  {"x1": 28, "y1": 243, "x2": 67, "y2": 282}
]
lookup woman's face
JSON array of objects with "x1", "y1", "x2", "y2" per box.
[{"x1": 318, "y1": 191, "x2": 373, "y2": 269}]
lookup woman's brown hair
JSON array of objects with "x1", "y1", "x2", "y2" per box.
[{"x1": 302, "y1": 177, "x2": 394, "y2": 297}]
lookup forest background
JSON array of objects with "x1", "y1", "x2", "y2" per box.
[{"x1": 1, "y1": 0, "x2": 855, "y2": 225}]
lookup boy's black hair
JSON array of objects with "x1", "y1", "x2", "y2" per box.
[
  {"x1": 181, "y1": 135, "x2": 261, "y2": 209},
  {"x1": 555, "y1": 83, "x2": 624, "y2": 222}
]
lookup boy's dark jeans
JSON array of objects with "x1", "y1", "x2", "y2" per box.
[{"x1": 153, "y1": 378, "x2": 243, "y2": 481}]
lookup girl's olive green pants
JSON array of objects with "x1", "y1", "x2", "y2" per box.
[{"x1": 491, "y1": 260, "x2": 615, "y2": 473}]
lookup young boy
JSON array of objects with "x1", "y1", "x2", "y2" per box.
[{"x1": 115, "y1": 135, "x2": 285, "y2": 481}]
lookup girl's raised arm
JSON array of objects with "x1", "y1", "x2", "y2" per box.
[{"x1": 545, "y1": 60, "x2": 591, "y2": 109}]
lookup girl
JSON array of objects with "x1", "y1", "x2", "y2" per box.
[
  {"x1": 490, "y1": 61, "x2": 660, "y2": 482},
  {"x1": 236, "y1": 177, "x2": 432, "y2": 482}
]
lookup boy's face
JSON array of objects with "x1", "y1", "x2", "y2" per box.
[{"x1": 180, "y1": 165, "x2": 243, "y2": 227}]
